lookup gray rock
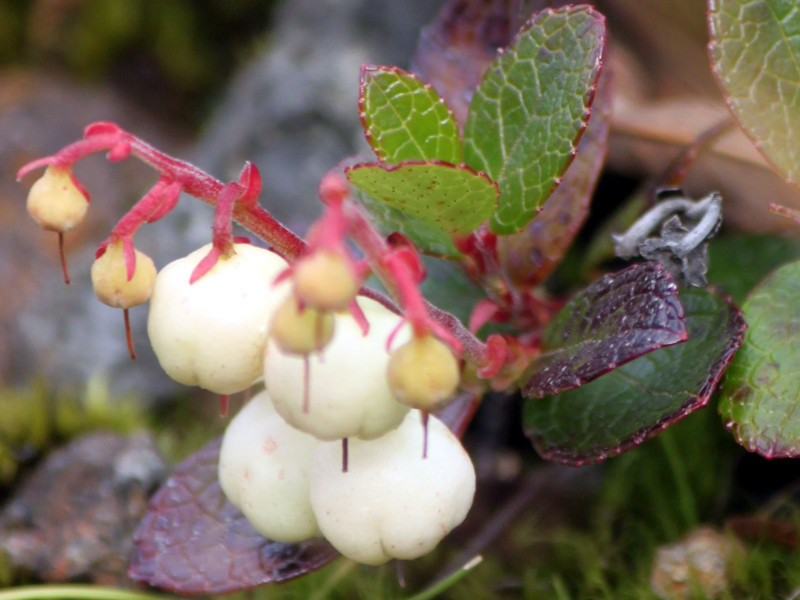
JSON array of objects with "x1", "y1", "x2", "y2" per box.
[
  {"x1": 0, "y1": 432, "x2": 167, "y2": 584},
  {"x1": 191, "y1": 0, "x2": 441, "y2": 234}
]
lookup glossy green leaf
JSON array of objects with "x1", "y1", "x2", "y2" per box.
[
  {"x1": 360, "y1": 65, "x2": 462, "y2": 164},
  {"x1": 525, "y1": 289, "x2": 745, "y2": 465},
  {"x1": 720, "y1": 260, "x2": 800, "y2": 458},
  {"x1": 346, "y1": 161, "x2": 498, "y2": 236},
  {"x1": 709, "y1": 0, "x2": 800, "y2": 185},
  {"x1": 463, "y1": 6, "x2": 605, "y2": 234},
  {"x1": 419, "y1": 256, "x2": 487, "y2": 324}
]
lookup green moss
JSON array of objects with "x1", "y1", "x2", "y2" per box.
[{"x1": 0, "y1": 376, "x2": 147, "y2": 485}]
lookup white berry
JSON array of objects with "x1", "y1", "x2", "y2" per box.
[
  {"x1": 218, "y1": 390, "x2": 321, "y2": 543},
  {"x1": 147, "y1": 243, "x2": 289, "y2": 394},
  {"x1": 309, "y1": 410, "x2": 475, "y2": 565},
  {"x1": 264, "y1": 296, "x2": 410, "y2": 440}
]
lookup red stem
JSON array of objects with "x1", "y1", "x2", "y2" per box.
[
  {"x1": 123, "y1": 308, "x2": 136, "y2": 361},
  {"x1": 19, "y1": 124, "x2": 307, "y2": 260},
  {"x1": 20, "y1": 123, "x2": 493, "y2": 371},
  {"x1": 57, "y1": 232, "x2": 70, "y2": 285},
  {"x1": 342, "y1": 200, "x2": 489, "y2": 365}
]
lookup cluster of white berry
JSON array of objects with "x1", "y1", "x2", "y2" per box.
[
  {"x1": 148, "y1": 243, "x2": 475, "y2": 564},
  {"x1": 24, "y1": 166, "x2": 476, "y2": 564}
]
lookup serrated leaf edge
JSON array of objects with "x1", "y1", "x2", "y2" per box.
[
  {"x1": 466, "y1": 5, "x2": 606, "y2": 234},
  {"x1": 358, "y1": 64, "x2": 463, "y2": 164}
]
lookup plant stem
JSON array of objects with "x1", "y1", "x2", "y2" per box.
[
  {"x1": 658, "y1": 430, "x2": 698, "y2": 530},
  {"x1": 308, "y1": 559, "x2": 358, "y2": 600},
  {"x1": 0, "y1": 584, "x2": 172, "y2": 600},
  {"x1": 342, "y1": 200, "x2": 489, "y2": 365},
  {"x1": 404, "y1": 555, "x2": 483, "y2": 600}
]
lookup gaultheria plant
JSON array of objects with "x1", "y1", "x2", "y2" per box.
[{"x1": 22, "y1": 1, "x2": 795, "y2": 594}]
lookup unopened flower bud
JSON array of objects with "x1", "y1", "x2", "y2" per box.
[
  {"x1": 270, "y1": 296, "x2": 334, "y2": 356},
  {"x1": 294, "y1": 250, "x2": 360, "y2": 311},
  {"x1": 387, "y1": 334, "x2": 460, "y2": 410},
  {"x1": 26, "y1": 166, "x2": 89, "y2": 233},
  {"x1": 91, "y1": 240, "x2": 157, "y2": 309}
]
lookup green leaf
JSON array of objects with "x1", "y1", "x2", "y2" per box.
[
  {"x1": 524, "y1": 289, "x2": 745, "y2": 465},
  {"x1": 411, "y1": 0, "x2": 529, "y2": 126},
  {"x1": 498, "y1": 70, "x2": 611, "y2": 287},
  {"x1": 354, "y1": 189, "x2": 463, "y2": 258},
  {"x1": 360, "y1": 65, "x2": 462, "y2": 164},
  {"x1": 707, "y1": 232, "x2": 800, "y2": 304},
  {"x1": 346, "y1": 161, "x2": 498, "y2": 236},
  {"x1": 463, "y1": 6, "x2": 605, "y2": 234},
  {"x1": 720, "y1": 260, "x2": 800, "y2": 458},
  {"x1": 709, "y1": 0, "x2": 800, "y2": 185}
]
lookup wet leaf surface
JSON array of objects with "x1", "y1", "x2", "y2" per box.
[
  {"x1": 463, "y1": 6, "x2": 605, "y2": 234},
  {"x1": 346, "y1": 160, "x2": 498, "y2": 236},
  {"x1": 720, "y1": 260, "x2": 800, "y2": 458},
  {"x1": 524, "y1": 262, "x2": 688, "y2": 398},
  {"x1": 709, "y1": 0, "x2": 800, "y2": 185},
  {"x1": 128, "y1": 437, "x2": 338, "y2": 594},
  {"x1": 360, "y1": 65, "x2": 462, "y2": 164},
  {"x1": 525, "y1": 288, "x2": 745, "y2": 465},
  {"x1": 497, "y1": 69, "x2": 611, "y2": 288}
]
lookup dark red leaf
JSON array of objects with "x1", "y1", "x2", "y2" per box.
[
  {"x1": 524, "y1": 263, "x2": 688, "y2": 398},
  {"x1": 129, "y1": 438, "x2": 337, "y2": 595},
  {"x1": 525, "y1": 288, "x2": 745, "y2": 465}
]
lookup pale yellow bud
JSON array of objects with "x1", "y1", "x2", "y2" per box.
[
  {"x1": 387, "y1": 335, "x2": 460, "y2": 410},
  {"x1": 294, "y1": 251, "x2": 359, "y2": 311},
  {"x1": 91, "y1": 241, "x2": 157, "y2": 309},
  {"x1": 270, "y1": 296, "x2": 334, "y2": 356},
  {"x1": 26, "y1": 166, "x2": 89, "y2": 233}
]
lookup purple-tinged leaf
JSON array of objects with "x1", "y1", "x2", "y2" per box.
[
  {"x1": 360, "y1": 65, "x2": 462, "y2": 164},
  {"x1": 497, "y1": 70, "x2": 611, "y2": 288},
  {"x1": 129, "y1": 438, "x2": 337, "y2": 594},
  {"x1": 346, "y1": 160, "x2": 498, "y2": 236},
  {"x1": 463, "y1": 6, "x2": 606, "y2": 234},
  {"x1": 720, "y1": 260, "x2": 800, "y2": 458},
  {"x1": 412, "y1": 0, "x2": 574, "y2": 126},
  {"x1": 525, "y1": 263, "x2": 688, "y2": 399},
  {"x1": 525, "y1": 288, "x2": 746, "y2": 466},
  {"x1": 412, "y1": 0, "x2": 521, "y2": 126},
  {"x1": 709, "y1": 0, "x2": 800, "y2": 186}
]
